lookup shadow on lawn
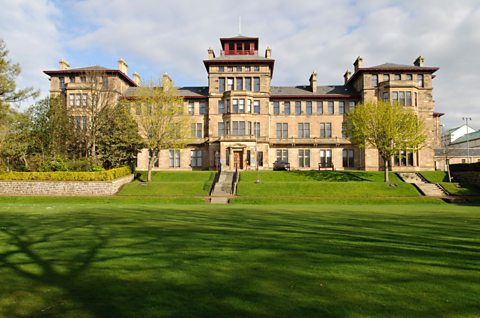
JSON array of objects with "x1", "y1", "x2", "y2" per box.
[
  {"x1": 0, "y1": 207, "x2": 479, "y2": 317},
  {"x1": 290, "y1": 170, "x2": 374, "y2": 182}
]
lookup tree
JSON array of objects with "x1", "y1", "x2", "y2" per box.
[
  {"x1": 132, "y1": 81, "x2": 190, "y2": 182},
  {"x1": 78, "y1": 70, "x2": 120, "y2": 161},
  {"x1": 346, "y1": 100, "x2": 426, "y2": 182},
  {"x1": 0, "y1": 111, "x2": 31, "y2": 170},
  {"x1": 0, "y1": 39, "x2": 38, "y2": 118},
  {"x1": 96, "y1": 102, "x2": 144, "y2": 169}
]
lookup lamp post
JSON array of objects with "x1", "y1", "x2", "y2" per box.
[
  {"x1": 462, "y1": 117, "x2": 472, "y2": 163},
  {"x1": 255, "y1": 134, "x2": 260, "y2": 184}
]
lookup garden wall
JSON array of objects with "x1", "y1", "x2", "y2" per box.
[{"x1": 0, "y1": 174, "x2": 134, "y2": 196}]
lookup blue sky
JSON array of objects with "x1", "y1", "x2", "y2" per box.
[{"x1": 1, "y1": 0, "x2": 480, "y2": 129}]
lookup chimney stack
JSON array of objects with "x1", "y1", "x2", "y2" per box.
[
  {"x1": 162, "y1": 72, "x2": 172, "y2": 92},
  {"x1": 59, "y1": 58, "x2": 70, "y2": 70},
  {"x1": 353, "y1": 56, "x2": 363, "y2": 72},
  {"x1": 414, "y1": 56, "x2": 425, "y2": 67},
  {"x1": 133, "y1": 72, "x2": 141, "y2": 86},
  {"x1": 265, "y1": 47, "x2": 272, "y2": 58},
  {"x1": 208, "y1": 48, "x2": 215, "y2": 59},
  {"x1": 118, "y1": 58, "x2": 128, "y2": 74},
  {"x1": 344, "y1": 69, "x2": 352, "y2": 84},
  {"x1": 309, "y1": 71, "x2": 317, "y2": 93}
]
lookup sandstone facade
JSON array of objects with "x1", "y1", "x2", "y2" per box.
[{"x1": 44, "y1": 35, "x2": 441, "y2": 172}]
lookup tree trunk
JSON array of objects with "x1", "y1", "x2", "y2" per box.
[
  {"x1": 147, "y1": 153, "x2": 155, "y2": 183},
  {"x1": 22, "y1": 154, "x2": 29, "y2": 171},
  {"x1": 384, "y1": 157, "x2": 389, "y2": 183}
]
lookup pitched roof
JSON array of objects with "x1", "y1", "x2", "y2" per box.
[
  {"x1": 450, "y1": 130, "x2": 480, "y2": 144},
  {"x1": 370, "y1": 63, "x2": 420, "y2": 69},
  {"x1": 43, "y1": 66, "x2": 137, "y2": 86},
  {"x1": 123, "y1": 86, "x2": 208, "y2": 98},
  {"x1": 434, "y1": 148, "x2": 480, "y2": 157},
  {"x1": 346, "y1": 62, "x2": 439, "y2": 85},
  {"x1": 270, "y1": 85, "x2": 357, "y2": 98},
  {"x1": 445, "y1": 125, "x2": 462, "y2": 134},
  {"x1": 68, "y1": 65, "x2": 110, "y2": 71}
]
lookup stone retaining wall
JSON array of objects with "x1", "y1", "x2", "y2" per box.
[
  {"x1": 452, "y1": 171, "x2": 480, "y2": 186},
  {"x1": 0, "y1": 174, "x2": 134, "y2": 196}
]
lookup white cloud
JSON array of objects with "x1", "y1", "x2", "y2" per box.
[
  {"x1": 2, "y1": 0, "x2": 480, "y2": 128},
  {"x1": 0, "y1": 0, "x2": 62, "y2": 105}
]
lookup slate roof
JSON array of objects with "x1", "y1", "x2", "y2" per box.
[
  {"x1": 435, "y1": 148, "x2": 480, "y2": 157},
  {"x1": 123, "y1": 86, "x2": 208, "y2": 98},
  {"x1": 370, "y1": 63, "x2": 422, "y2": 69},
  {"x1": 270, "y1": 85, "x2": 357, "y2": 97},
  {"x1": 123, "y1": 85, "x2": 356, "y2": 99}
]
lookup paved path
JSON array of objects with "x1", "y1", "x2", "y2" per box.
[
  {"x1": 210, "y1": 171, "x2": 236, "y2": 204},
  {"x1": 397, "y1": 172, "x2": 447, "y2": 197}
]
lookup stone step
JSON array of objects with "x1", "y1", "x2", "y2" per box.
[
  {"x1": 415, "y1": 183, "x2": 447, "y2": 197},
  {"x1": 210, "y1": 197, "x2": 229, "y2": 204}
]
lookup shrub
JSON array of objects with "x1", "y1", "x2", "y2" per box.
[
  {"x1": 450, "y1": 162, "x2": 480, "y2": 172},
  {"x1": 0, "y1": 166, "x2": 132, "y2": 181},
  {"x1": 41, "y1": 159, "x2": 69, "y2": 172}
]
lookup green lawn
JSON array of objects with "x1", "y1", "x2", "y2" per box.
[
  {"x1": 235, "y1": 171, "x2": 428, "y2": 204},
  {"x1": 117, "y1": 171, "x2": 214, "y2": 202},
  {"x1": 0, "y1": 203, "x2": 479, "y2": 317}
]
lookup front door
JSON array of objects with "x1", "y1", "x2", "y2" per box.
[{"x1": 233, "y1": 151, "x2": 243, "y2": 169}]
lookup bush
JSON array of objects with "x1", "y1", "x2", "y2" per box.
[
  {"x1": 450, "y1": 162, "x2": 480, "y2": 172},
  {"x1": 41, "y1": 159, "x2": 69, "y2": 172},
  {"x1": 0, "y1": 166, "x2": 132, "y2": 181}
]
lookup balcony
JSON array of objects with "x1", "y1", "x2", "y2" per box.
[
  {"x1": 379, "y1": 80, "x2": 416, "y2": 89},
  {"x1": 221, "y1": 49, "x2": 258, "y2": 56},
  {"x1": 214, "y1": 135, "x2": 268, "y2": 143},
  {"x1": 269, "y1": 137, "x2": 351, "y2": 146}
]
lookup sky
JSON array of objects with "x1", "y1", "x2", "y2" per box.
[{"x1": 0, "y1": 0, "x2": 479, "y2": 129}]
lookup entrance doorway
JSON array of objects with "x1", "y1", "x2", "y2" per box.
[{"x1": 233, "y1": 151, "x2": 243, "y2": 169}]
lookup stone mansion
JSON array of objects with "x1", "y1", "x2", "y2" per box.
[{"x1": 44, "y1": 35, "x2": 441, "y2": 171}]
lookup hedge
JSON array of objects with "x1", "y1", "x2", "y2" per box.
[
  {"x1": 0, "y1": 166, "x2": 132, "y2": 181},
  {"x1": 450, "y1": 162, "x2": 480, "y2": 172}
]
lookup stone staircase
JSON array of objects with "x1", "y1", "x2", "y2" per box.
[
  {"x1": 397, "y1": 172, "x2": 448, "y2": 197},
  {"x1": 210, "y1": 170, "x2": 238, "y2": 204}
]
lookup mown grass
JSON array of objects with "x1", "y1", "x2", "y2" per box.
[
  {"x1": 0, "y1": 203, "x2": 479, "y2": 317},
  {"x1": 118, "y1": 171, "x2": 214, "y2": 198},
  {"x1": 235, "y1": 171, "x2": 422, "y2": 204}
]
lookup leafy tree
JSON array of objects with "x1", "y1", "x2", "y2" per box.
[
  {"x1": 96, "y1": 102, "x2": 144, "y2": 169},
  {"x1": 132, "y1": 81, "x2": 190, "y2": 182},
  {"x1": 346, "y1": 100, "x2": 426, "y2": 182},
  {"x1": 0, "y1": 39, "x2": 38, "y2": 118},
  {"x1": 26, "y1": 96, "x2": 80, "y2": 164},
  {"x1": 0, "y1": 111, "x2": 31, "y2": 170}
]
